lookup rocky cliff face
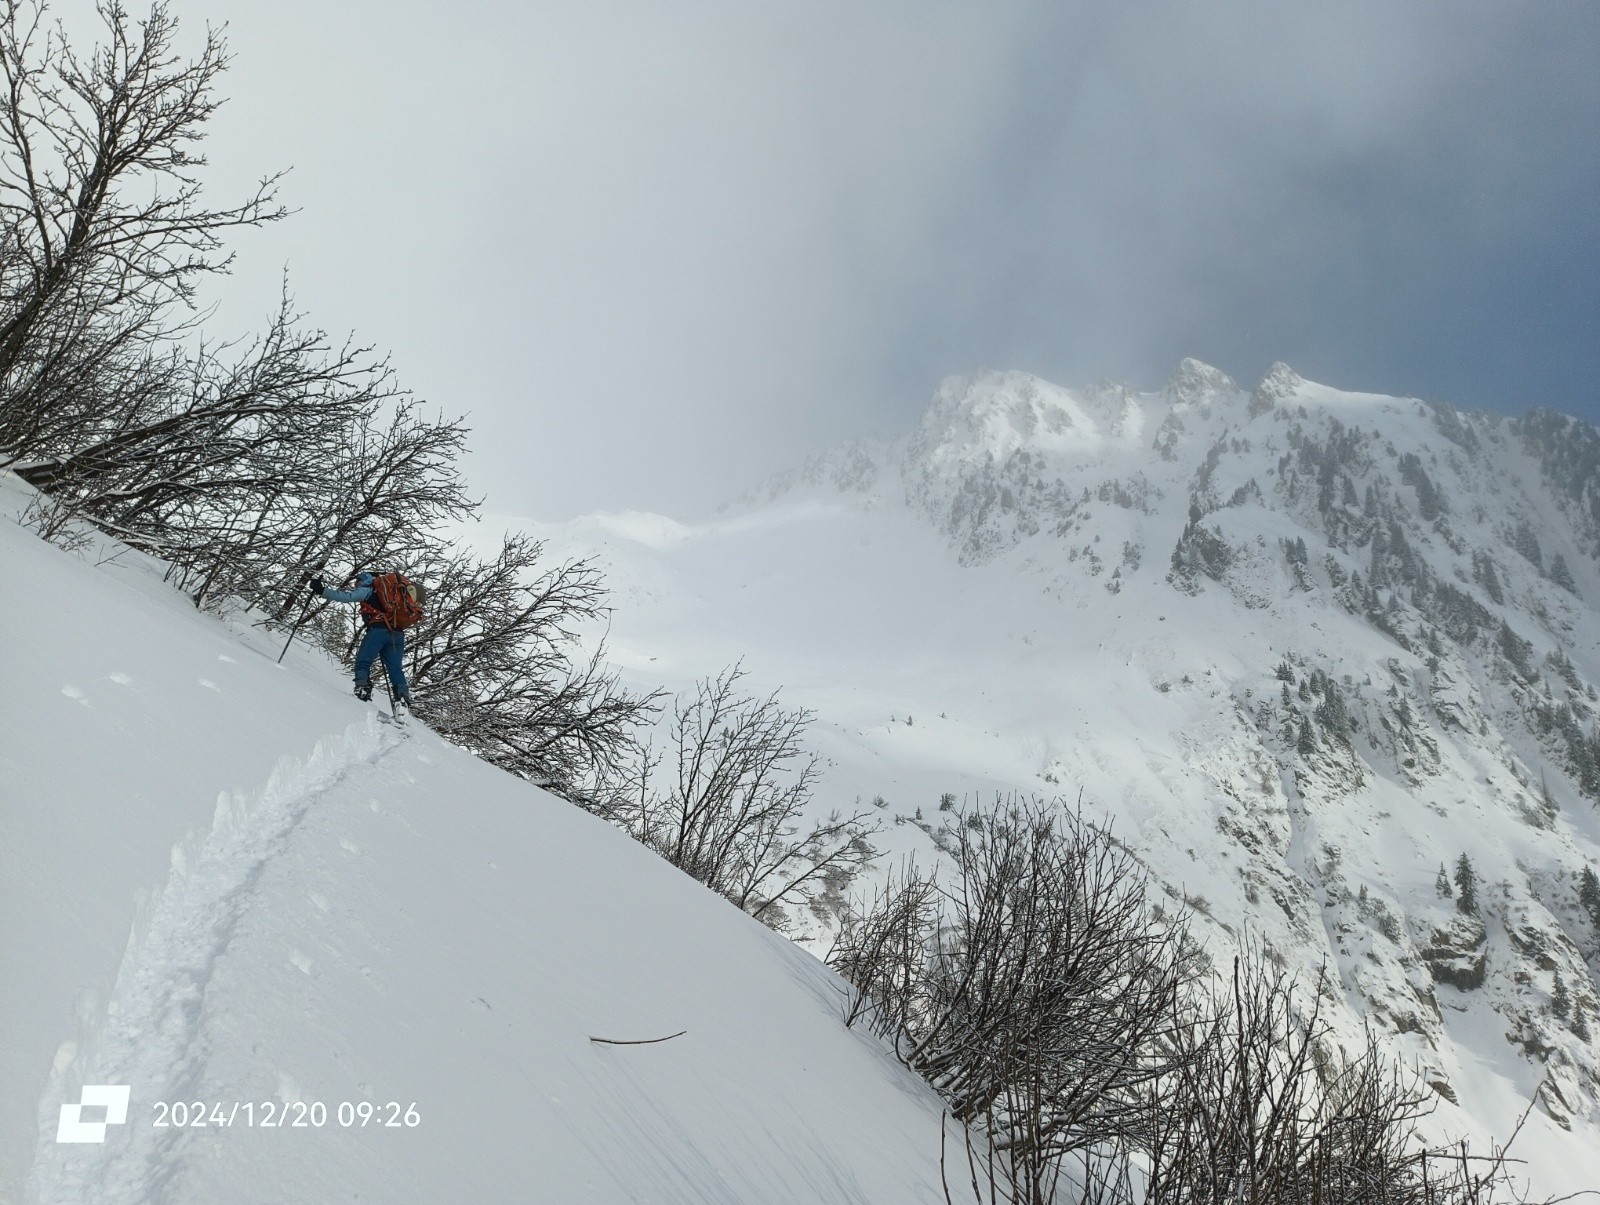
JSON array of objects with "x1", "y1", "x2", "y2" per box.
[{"x1": 743, "y1": 360, "x2": 1600, "y2": 1134}]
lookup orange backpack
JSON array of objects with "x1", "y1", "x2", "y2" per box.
[{"x1": 362, "y1": 572, "x2": 426, "y2": 630}]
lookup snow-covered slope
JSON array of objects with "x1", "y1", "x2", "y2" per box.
[
  {"x1": 499, "y1": 361, "x2": 1600, "y2": 1197},
  {"x1": 0, "y1": 477, "x2": 954, "y2": 1203}
]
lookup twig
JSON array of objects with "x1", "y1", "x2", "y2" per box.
[{"x1": 588, "y1": 1030, "x2": 686, "y2": 1046}]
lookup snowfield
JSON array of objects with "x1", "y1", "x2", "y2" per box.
[
  {"x1": 0, "y1": 475, "x2": 955, "y2": 1204},
  {"x1": 7, "y1": 355, "x2": 1600, "y2": 1202}
]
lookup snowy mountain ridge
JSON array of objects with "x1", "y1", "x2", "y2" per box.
[{"x1": 515, "y1": 359, "x2": 1600, "y2": 1195}]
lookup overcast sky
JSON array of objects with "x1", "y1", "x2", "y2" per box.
[{"x1": 161, "y1": 0, "x2": 1598, "y2": 519}]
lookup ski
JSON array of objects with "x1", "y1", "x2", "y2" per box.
[
  {"x1": 374, "y1": 696, "x2": 409, "y2": 729},
  {"x1": 380, "y1": 679, "x2": 409, "y2": 728}
]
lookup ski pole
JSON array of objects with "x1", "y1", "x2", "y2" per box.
[
  {"x1": 383, "y1": 672, "x2": 399, "y2": 719},
  {"x1": 277, "y1": 582, "x2": 316, "y2": 664}
]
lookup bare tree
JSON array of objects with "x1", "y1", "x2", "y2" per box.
[
  {"x1": 0, "y1": 3, "x2": 662, "y2": 827},
  {"x1": 0, "y1": 3, "x2": 480, "y2": 613},
  {"x1": 0, "y1": 0, "x2": 286, "y2": 467},
  {"x1": 367, "y1": 533, "x2": 659, "y2": 790},
  {"x1": 598, "y1": 666, "x2": 879, "y2": 932},
  {"x1": 14, "y1": 294, "x2": 475, "y2": 619}
]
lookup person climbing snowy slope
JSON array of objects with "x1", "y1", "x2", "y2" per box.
[{"x1": 309, "y1": 570, "x2": 424, "y2": 708}]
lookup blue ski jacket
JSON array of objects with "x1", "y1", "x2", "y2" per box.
[{"x1": 320, "y1": 572, "x2": 375, "y2": 605}]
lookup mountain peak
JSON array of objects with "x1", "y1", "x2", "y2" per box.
[
  {"x1": 1249, "y1": 361, "x2": 1306, "y2": 416},
  {"x1": 909, "y1": 371, "x2": 1096, "y2": 469},
  {"x1": 1164, "y1": 358, "x2": 1239, "y2": 408}
]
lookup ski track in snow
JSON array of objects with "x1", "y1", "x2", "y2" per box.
[{"x1": 27, "y1": 716, "x2": 401, "y2": 1205}]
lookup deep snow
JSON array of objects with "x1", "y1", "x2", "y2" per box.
[{"x1": 0, "y1": 475, "x2": 956, "y2": 1204}]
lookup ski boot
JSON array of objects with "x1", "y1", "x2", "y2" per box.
[{"x1": 354, "y1": 680, "x2": 373, "y2": 702}]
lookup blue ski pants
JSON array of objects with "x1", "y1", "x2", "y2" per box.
[{"x1": 355, "y1": 625, "x2": 409, "y2": 700}]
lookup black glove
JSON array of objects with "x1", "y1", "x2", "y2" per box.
[{"x1": 308, "y1": 576, "x2": 325, "y2": 594}]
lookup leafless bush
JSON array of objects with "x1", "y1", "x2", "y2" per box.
[
  {"x1": 830, "y1": 859, "x2": 940, "y2": 1030},
  {"x1": 841, "y1": 806, "x2": 1546, "y2": 1204},
  {"x1": 929, "y1": 937, "x2": 1546, "y2": 1204},
  {"x1": 834, "y1": 796, "x2": 1191, "y2": 1195},
  {"x1": 595, "y1": 666, "x2": 879, "y2": 932},
  {"x1": 17, "y1": 487, "x2": 91, "y2": 550},
  {"x1": 919, "y1": 801, "x2": 1186, "y2": 1149},
  {"x1": 1136, "y1": 946, "x2": 1542, "y2": 1205},
  {"x1": 1139, "y1": 950, "x2": 1349, "y2": 1200}
]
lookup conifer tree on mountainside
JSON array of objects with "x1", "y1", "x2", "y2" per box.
[
  {"x1": 1454, "y1": 854, "x2": 1479, "y2": 916},
  {"x1": 1581, "y1": 866, "x2": 1600, "y2": 930}
]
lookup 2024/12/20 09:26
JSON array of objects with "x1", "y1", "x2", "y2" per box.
[{"x1": 150, "y1": 1100, "x2": 420, "y2": 1128}]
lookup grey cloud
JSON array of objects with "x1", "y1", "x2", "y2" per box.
[{"x1": 175, "y1": 0, "x2": 1596, "y2": 518}]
